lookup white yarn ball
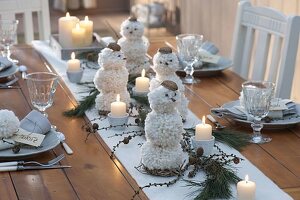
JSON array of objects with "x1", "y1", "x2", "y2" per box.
[
  {"x1": 120, "y1": 19, "x2": 144, "y2": 40},
  {"x1": 152, "y1": 51, "x2": 179, "y2": 75},
  {"x1": 0, "y1": 110, "x2": 20, "y2": 139},
  {"x1": 97, "y1": 48, "x2": 126, "y2": 70}
]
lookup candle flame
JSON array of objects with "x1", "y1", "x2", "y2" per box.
[
  {"x1": 66, "y1": 12, "x2": 70, "y2": 18},
  {"x1": 141, "y1": 69, "x2": 145, "y2": 77},
  {"x1": 202, "y1": 116, "x2": 205, "y2": 125},
  {"x1": 85, "y1": 16, "x2": 89, "y2": 21},
  {"x1": 75, "y1": 23, "x2": 80, "y2": 29},
  {"x1": 245, "y1": 175, "x2": 249, "y2": 183},
  {"x1": 116, "y1": 94, "x2": 120, "y2": 102},
  {"x1": 71, "y1": 52, "x2": 75, "y2": 60}
]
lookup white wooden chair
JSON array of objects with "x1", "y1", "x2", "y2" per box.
[
  {"x1": 231, "y1": 1, "x2": 300, "y2": 98},
  {"x1": 0, "y1": 0, "x2": 51, "y2": 43}
]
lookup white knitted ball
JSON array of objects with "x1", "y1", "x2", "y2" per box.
[
  {"x1": 97, "y1": 48, "x2": 126, "y2": 70},
  {"x1": 120, "y1": 18, "x2": 144, "y2": 40},
  {"x1": 152, "y1": 51, "x2": 180, "y2": 75},
  {"x1": 0, "y1": 110, "x2": 20, "y2": 139}
]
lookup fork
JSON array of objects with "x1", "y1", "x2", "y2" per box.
[
  {"x1": 0, "y1": 76, "x2": 19, "y2": 87},
  {"x1": 0, "y1": 154, "x2": 65, "y2": 167}
]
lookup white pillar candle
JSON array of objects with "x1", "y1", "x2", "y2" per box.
[
  {"x1": 135, "y1": 69, "x2": 150, "y2": 92},
  {"x1": 111, "y1": 94, "x2": 127, "y2": 117},
  {"x1": 59, "y1": 12, "x2": 79, "y2": 48},
  {"x1": 79, "y1": 16, "x2": 93, "y2": 46},
  {"x1": 72, "y1": 23, "x2": 86, "y2": 48},
  {"x1": 237, "y1": 175, "x2": 256, "y2": 200},
  {"x1": 195, "y1": 116, "x2": 212, "y2": 140},
  {"x1": 67, "y1": 52, "x2": 80, "y2": 72}
]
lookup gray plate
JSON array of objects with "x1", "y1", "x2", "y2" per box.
[
  {"x1": 222, "y1": 100, "x2": 300, "y2": 129},
  {"x1": 0, "y1": 64, "x2": 18, "y2": 78},
  {"x1": 177, "y1": 56, "x2": 233, "y2": 77},
  {"x1": 0, "y1": 129, "x2": 60, "y2": 159}
]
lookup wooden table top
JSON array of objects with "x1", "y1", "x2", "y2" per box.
[{"x1": 0, "y1": 30, "x2": 300, "y2": 200}]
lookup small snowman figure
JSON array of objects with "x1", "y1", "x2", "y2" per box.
[
  {"x1": 93, "y1": 43, "x2": 130, "y2": 113},
  {"x1": 150, "y1": 47, "x2": 189, "y2": 121},
  {"x1": 141, "y1": 80, "x2": 184, "y2": 173},
  {"x1": 118, "y1": 16, "x2": 150, "y2": 75}
]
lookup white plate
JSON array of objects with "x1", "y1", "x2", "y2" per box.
[
  {"x1": 0, "y1": 64, "x2": 18, "y2": 78},
  {"x1": 0, "y1": 129, "x2": 60, "y2": 159},
  {"x1": 222, "y1": 100, "x2": 300, "y2": 129},
  {"x1": 177, "y1": 56, "x2": 233, "y2": 77}
]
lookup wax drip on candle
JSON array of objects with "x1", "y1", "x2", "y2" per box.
[
  {"x1": 245, "y1": 174, "x2": 249, "y2": 183},
  {"x1": 66, "y1": 12, "x2": 70, "y2": 18},
  {"x1": 85, "y1": 16, "x2": 89, "y2": 21},
  {"x1": 116, "y1": 94, "x2": 120, "y2": 102},
  {"x1": 71, "y1": 52, "x2": 75, "y2": 60},
  {"x1": 141, "y1": 69, "x2": 145, "y2": 77}
]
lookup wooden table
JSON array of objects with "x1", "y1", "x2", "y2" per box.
[{"x1": 0, "y1": 30, "x2": 300, "y2": 200}]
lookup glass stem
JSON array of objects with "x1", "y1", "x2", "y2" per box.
[
  {"x1": 2, "y1": 46, "x2": 11, "y2": 58},
  {"x1": 251, "y1": 119, "x2": 263, "y2": 138}
]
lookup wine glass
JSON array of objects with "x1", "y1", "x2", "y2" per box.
[
  {"x1": 176, "y1": 34, "x2": 203, "y2": 84},
  {"x1": 0, "y1": 20, "x2": 19, "y2": 64},
  {"x1": 242, "y1": 81, "x2": 275, "y2": 144},
  {"x1": 26, "y1": 72, "x2": 59, "y2": 117}
]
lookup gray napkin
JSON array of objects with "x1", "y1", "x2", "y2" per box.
[
  {"x1": 0, "y1": 57, "x2": 12, "y2": 72},
  {"x1": 20, "y1": 110, "x2": 51, "y2": 134},
  {"x1": 200, "y1": 41, "x2": 219, "y2": 55},
  {"x1": 211, "y1": 100, "x2": 298, "y2": 121}
]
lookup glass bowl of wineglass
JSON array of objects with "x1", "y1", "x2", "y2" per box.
[
  {"x1": 0, "y1": 20, "x2": 19, "y2": 64},
  {"x1": 26, "y1": 72, "x2": 59, "y2": 118},
  {"x1": 242, "y1": 81, "x2": 275, "y2": 144},
  {"x1": 176, "y1": 34, "x2": 203, "y2": 84}
]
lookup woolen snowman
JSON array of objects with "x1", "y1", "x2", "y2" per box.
[
  {"x1": 141, "y1": 80, "x2": 184, "y2": 173},
  {"x1": 150, "y1": 47, "x2": 189, "y2": 121},
  {"x1": 117, "y1": 16, "x2": 150, "y2": 75},
  {"x1": 93, "y1": 43, "x2": 130, "y2": 113}
]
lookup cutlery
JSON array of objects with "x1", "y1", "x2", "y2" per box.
[
  {"x1": 0, "y1": 154, "x2": 65, "y2": 167},
  {"x1": 0, "y1": 76, "x2": 19, "y2": 87},
  {"x1": 18, "y1": 65, "x2": 27, "y2": 79},
  {"x1": 0, "y1": 85, "x2": 20, "y2": 89},
  {"x1": 0, "y1": 165, "x2": 71, "y2": 172},
  {"x1": 206, "y1": 114, "x2": 226, "y2": 130},
  {"x1": 56, "y1": 132, "x2": 73, "y2": 155}
]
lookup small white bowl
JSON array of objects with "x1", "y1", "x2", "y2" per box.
[
  {"x1": 107, "y1": 113, "x2": 129, "y2": 130},
  {"x1": 66, "y1": 68, "x2": 83, "y2": 83},
  {"x1": 191, "y1": 136, "x2": 215, "y2": 156}
]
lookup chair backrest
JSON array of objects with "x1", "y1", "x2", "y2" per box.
[
  {"x1": 231, "y1": 1, "x2": 300, "y2": 98},
  {"x1": 0, "y1": 0, "x2": 51, "y2": 43}
]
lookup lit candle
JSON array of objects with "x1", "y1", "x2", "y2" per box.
[
  {"x1": 58, "y1": 12, "x2": 79, "y2": 48},
  {"x1": 79, "y1": 16, "x2": 93, "y2": 46},
  {"x1": 237, "y1": 175, "x2": 256, "y2": 200},
  {"x1": 67, "y1": 52, "x2": 80, "y2": 72},
  {"x1": 135, "y1": 69, "x2": 150, "y2": 92},
  {"x1": 111, "y1": 94, "x2": 127, "y2": 117},
  {"x1": 195, "y1": 116, "x2": 212, "y2": 140},
  {"x1": 72, "y1": 23, "x2": 86, "y2": 48}
]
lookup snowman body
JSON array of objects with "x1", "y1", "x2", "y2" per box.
[
  {"x1": 93, "y1": 46, "x2": 130, "y2": 112},
  {"x1": 141, "y1": 84, "x2": 183, "y2": 170},
  {"x1": 150, "y1": 49, "x2": 189, "y2": 121},
  {"x1": 117, "y1": 17, "x2": 150, "y2": 75}
]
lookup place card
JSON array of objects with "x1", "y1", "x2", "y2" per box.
[{"x1": 11, "y1": 129, "x2": 45, "y2": 147}]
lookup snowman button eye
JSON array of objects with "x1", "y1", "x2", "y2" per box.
[
  {"x1": 169, "y1": 60, "x2": 172, "y2": 62},
  {"x1": 126, "y1": 27, "x2": 129, "y2": 29},
  {"x1": 134, "y1": 28, "x2": 137, "y2": 31},
  {"x1": 159, "y1": 61, "x2": 162, "y2": 64},
  {"x1": 165, "y1": 93, "x2": 168, "y2": 97},
  {"x1": 118, "y1": 55, "x2": 121, "y2": 57}
]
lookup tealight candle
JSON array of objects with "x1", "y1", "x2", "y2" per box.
[
  {"x1": 195, "y1": 116, "x2": 212, "y2": 140},
  {"x1": 72, "y1": 23, "x2": 86, "y2": 48},
  {"x1": 79, "y1": 16, "x2": 93, "y2": 46},
  {"x1": 237, "y1": 175, "x2": 256, "y2": 200},
  {"x1": 67, "y1": 52, "x2": 80, "y2": 72},
  {"x1": 135, "y1": 69, "x2": 150, "y2": 92},
  {"x1": 111, "y1": 94, "x2": 127, "y2": 117},
  {"x1": 58, "y1": 12, "x2": 79, "y2": 48}
]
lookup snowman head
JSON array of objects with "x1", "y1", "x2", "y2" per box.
[
  {"x1": 148, "y1": 80, "x2": 180, "y2": 113},
  {"x1": 152, "y1": 47, "x2": 180, "y2": 75},
  {"x1": 98, "y1": 43, "x2": 126, "y2": 70},
  {"x1": 120, "y1": 16, "x2": 144, "y2": 39}
]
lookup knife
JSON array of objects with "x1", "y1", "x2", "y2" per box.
[{"x1": 0, "y1": 165, "x2": 71, "y2": 172}]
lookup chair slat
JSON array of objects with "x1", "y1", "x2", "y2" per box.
[
  {"x1": 24, "y1": 11, "x2": 34, "y2": 43},
  {"x1": 252, "y1": 31, "x2": 271, "y2": 80},
  {"x1": 240, "y1": 26, "x2": 255, "y2": 78},
  {"x1": 267, "y1": 36, "x2": 282, "y2": 83}
]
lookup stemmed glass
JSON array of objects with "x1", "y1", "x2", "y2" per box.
[
  {"x1": 26, "y1": 72, "x2": 59, "y2": 118},
  {"x1": 242, "y1": 81, "x2": 275, "y2": 144},
  {"x1": 176, "y1": 34, "x2": 203, "y2": 84},
  {"x1": 0, "y1": 20, "x2": 19, "y2": 64}
]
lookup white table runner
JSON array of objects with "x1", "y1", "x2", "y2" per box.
[{"x1": 32, "y1": 40, "x2": 292, "y2": 200}]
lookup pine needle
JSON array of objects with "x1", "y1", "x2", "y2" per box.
[{"x1": 213, "y1": 129, "x2": 250, "y2": 151}]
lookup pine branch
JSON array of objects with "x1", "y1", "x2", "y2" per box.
[{"x1": 213, "y1": 129, "x2": 250, "y2": 151}]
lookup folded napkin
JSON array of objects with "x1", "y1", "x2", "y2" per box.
[
  {"x1": 0, "y1": 57, "x2": 12, "y2": 72},
  {"x1": 211, "y1": 99, "x2": 298, "y2": 121},
  {"x1": 200, "y1": 41, "x2": 219, "y2": 55},
  {"x1": 20, "y1": 110, "x2": 51, "y2": 134}
]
